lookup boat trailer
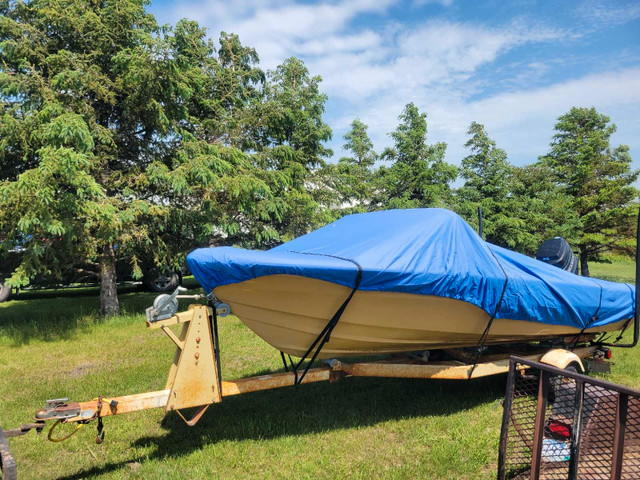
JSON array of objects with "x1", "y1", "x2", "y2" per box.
[{"x1": 0, "y1": 294, "x2": 609, "y2": 479}]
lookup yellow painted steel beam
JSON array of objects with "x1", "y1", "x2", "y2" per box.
[{"x1": 54, "y1": 301, "x2": 599, "y2": 428}]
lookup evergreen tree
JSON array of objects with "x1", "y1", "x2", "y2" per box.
[
  {"x1": 322, "y1": 118, "x2": 377, "y2": 215},
  {"x1": 510, "y1": 164, "x2": 580, "y2": 255},
  {"x1": 0, "y1": 0, "x2": 281, "y2": 314},
  {"x1": 343, "y1": 118, "x2": 377, "y2": 169},
  {"x1": 374, "y1": 103, "x2": 457, "y2": 209},
  {"x1": 206, "y1": 32, "x2": 265, "y2": 150},
  {"x1": 252, "y1": 58, "x2": 334, "y2": 240},
  {"x1": 540, "y1": 107, "x2": 638, "y2": 276},
  {"x1": 456, "y1": 122, "x2": 524, "y2": 248}
]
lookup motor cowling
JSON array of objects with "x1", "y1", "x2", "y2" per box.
[{"x1": 536, "y1": 237, "x2": 578, "y2": 274}]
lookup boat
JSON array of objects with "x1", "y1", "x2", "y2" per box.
[{"x1": 186, "y1": 209, "x2": 634, "y2": 359}]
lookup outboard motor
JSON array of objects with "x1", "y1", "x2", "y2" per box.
[{"x1": 536, "y1": 237, "x2": 578, "y2": 274}]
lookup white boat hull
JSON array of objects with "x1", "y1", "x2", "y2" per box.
[{"x1": 215, "y1": 274, "x2": 627, "y2": 358}]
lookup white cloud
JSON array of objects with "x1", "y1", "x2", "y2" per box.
[
  {"x1": 333, "y1": 68, "x2": 640, "y2": 169},
  {"x1": 295, "y1": 31, "x2": 383, "y2": 57},
  {"x1": 173, "y1": 0, "x2": 399, "y2": 68},
  {"x1": 576, "y1": 1, "x2": 640, "y2": 30},
  {"x1": 303, "y1": 19, "x2": 572, "y2": 105},
  {"x1": 163, "y1": 0, "x2": 640, "y2": 170}
]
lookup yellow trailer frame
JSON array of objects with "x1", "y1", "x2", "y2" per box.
[
  {"x1": 0, "y1": 303, "x2": 603, "y2": 478},
  {"x1": 35, "y1": 305, "x2": 596, "y2": 428}
]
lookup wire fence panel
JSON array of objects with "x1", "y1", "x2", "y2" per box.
[{"x1": 498, "y1": 357, "x2": 640, "y2": 480}]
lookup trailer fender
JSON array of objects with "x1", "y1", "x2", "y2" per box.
[{"x1": 539, "y1": 349, "x2": 584, "y2": 373}]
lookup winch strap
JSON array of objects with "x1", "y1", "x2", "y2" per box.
[
  {"x1": 207, "y1": 297, "x2": 223, "y2": 392},
  {"x1": 287, "y1": 252, "x2": 363, "y2": 385}
]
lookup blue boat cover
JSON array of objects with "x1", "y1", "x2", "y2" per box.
[{"x1": 187, "y1": 208, "x2": 635, "y2": 329}]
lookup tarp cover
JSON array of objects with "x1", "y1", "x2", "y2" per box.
[{"x1": 187, "y1": 208, "x2": 635, "y2": 329}]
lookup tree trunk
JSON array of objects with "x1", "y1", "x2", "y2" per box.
[
  {"x1": 579, "y1": 248, "x2": 590, "y2": 277},
  {"x1": 99, "y1": 244, "x2": 121, "y2": 316}
]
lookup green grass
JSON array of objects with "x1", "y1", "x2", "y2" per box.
[
  {"x1": 1, "y1": 265, "x2": 639, "y2": 479},
  {"x1": 590, "y1": 258, "x2": 635, "y2": 283}
]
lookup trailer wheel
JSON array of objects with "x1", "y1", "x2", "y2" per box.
[
  {"x1": 549, "y1": 361, "x2": 583, "y2": 405},
  {"x1": 0, "y1": 283, "x2": 11, "y2": 303},
  {"x1": 564, "y1": 362, "x2": 580, "y2": 375}
]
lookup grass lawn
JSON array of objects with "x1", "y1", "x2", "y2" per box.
[
  {"x1": 1, "y1": 264, "x2": 639, "y2": 479},
  {"x1": 590, "y1": 258, "x2": 635, "y2": 283}
]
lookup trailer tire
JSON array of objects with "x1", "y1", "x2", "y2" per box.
[
  {"x1": 0, "y1": 283, "x2": 11, "y2": 303},
  {"x1": 549, "y1": 361, "x2": 584, "y2": 405},
  {"x1": 564, "y1": 362, "x2": 580, "y2": 375}
]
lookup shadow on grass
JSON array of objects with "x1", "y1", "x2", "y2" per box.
[
  {"x1": 57, "y1": 374, "x2": 506, "y2": 479},
  {"x1": 10, "y1": 284, "x2": 138, "y2": 301},
  {"x1": 0, "y1": 279, "x2": 204, "y2": 347},
  {"x1": 0, "y1": 289, "x2": 151, "y2": 347}
]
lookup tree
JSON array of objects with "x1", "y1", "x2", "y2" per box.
[
  {"x1": 188, "y1": 31, "x2": 265, "y2": 150},
  {"x1": 343, "y1": 118, "x2": 377, "y2": 169},
  {"x1": 510, "y1": 164, "x2": 580, "y2": 255},
  {"x1": 374, "y1": 103, "x2": 457, "y2": 209},
  {"x1": 251, "y1": 58, "x2": 334, "y2": 241},
  {"x1": 456, "y1": 122, "x2": 517, "y2": 244},
  {"x1": 321, "y1": 118, "x2": 377, "y2": 215},
  {"x1": 258, "y1": 57, "x2": 332, "y2": 168},
  {"x1": 540, "y1": 107, "x2": 638, "y2": 276},
  {"x1": 0, "y1": 1, "x2": 281, "y2": 314}
]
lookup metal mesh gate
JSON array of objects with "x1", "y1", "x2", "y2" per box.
[{"x1": 497, "y1": 357, "x2": 640, "y2": 480}]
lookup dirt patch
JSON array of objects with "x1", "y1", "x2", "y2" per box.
[{"x1": 66, "y1": 360, "x2": 108, "y2": 378}]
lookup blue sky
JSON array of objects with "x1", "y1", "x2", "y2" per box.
[{"x1": 151, "y1": 0, "x2": 640, "y2": 171}]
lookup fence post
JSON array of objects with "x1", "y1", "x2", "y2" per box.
[
  {"x1": 497, "y1": 359, "x2": 517, "y2": 480},
  {"x1": 611, "y1": 393, "x2": 629, "y2": 480},
  {"x1": 568, "y1": 380, "x2": 585, "y2": 480},
  {"x1": 530, "y1": 370, "x2": 550, "y2": 480}
]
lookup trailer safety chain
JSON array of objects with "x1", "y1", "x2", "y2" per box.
[
  {"x1": 45, "y1": 395, "x2": 113, "y2": 444},
  {"x1": 95, "y1": 396, "x2": 105, "y2": 444},
  {"x1": 287, "y1": 252, "x2": 362, "y2": 385},
  {"x1": 96, "y1": 417, "x2": 104, "y2": 444}
]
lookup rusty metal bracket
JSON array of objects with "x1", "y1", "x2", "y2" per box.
[
  {"x1": 35, "y1": 398, "x2": 81, "y2": 421},
  {"x1": 0, "y1": 422, "x2": 45, "y2": 439},
  {"x1": 175, "y1": 404, "x2": 210, "y2": 426}
]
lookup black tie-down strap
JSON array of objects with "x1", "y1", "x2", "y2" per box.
[
  {"x1": 569, "y1": 279, "x2": 604, "y2": 350},
  {"x1": 468, "y1": 249, "x2": 509, "y2": 379},
  {"x1": 283, "y1": 253, "x2": 363, "y2": 385}
]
